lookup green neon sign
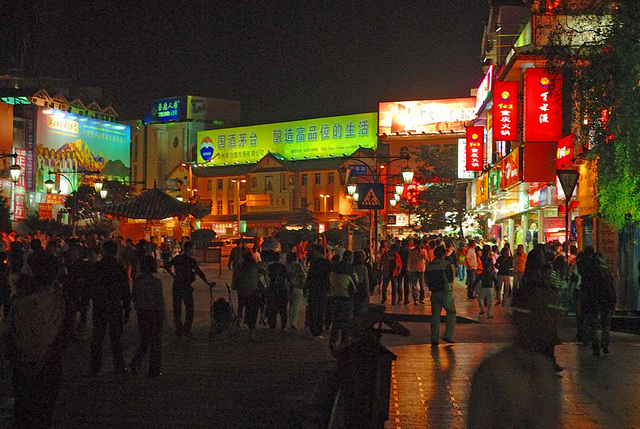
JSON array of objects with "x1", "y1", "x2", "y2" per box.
[{"x1": 197, "y1": 112, "x2": 378, "y2": 164}]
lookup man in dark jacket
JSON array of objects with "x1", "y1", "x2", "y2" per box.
[
  {"x1": 304, "y1": 244, "x2": 331, "y2": 338},
  {"x1": 425, "y1": 246, "x2": 456, "y2": 346},
  {"x1": 165, "y1": 241, "x2": 213, "y2": 338},
  {"x1": 89, "y1": 240, "x2": 131, "y2": 376}
]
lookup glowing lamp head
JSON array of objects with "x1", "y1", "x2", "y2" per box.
[
  {"x1": 9, "y1": 164, "x2": 21, "y2": 183},
  {"x1": 353, "y1": 192, "x2": 359, "y2": 202},
  {"x1": 389, "y1": 199, "x2": 397, "y2": 207},
  {"x1": 100, "y1": 189, "x2": 108, "y2": 199},
  {"x1": 45, "y1": 179, "x2": 55, "y2": 194},
  {"x1": 93, "y1": 179, "x2": 104, "y2": 193},
  {"x1": 394, "y1": 184, "x2": 404, "y2": 196},
  {"x1": 401, "y1": 167, "x2": 414, "y2": 185},
  {"x1": 347, "y1": 183, "x2": 357, "y2": 196}
]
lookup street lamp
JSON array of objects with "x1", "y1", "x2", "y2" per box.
[
  {"x1": 94, "y1": 179, "x2": 104, "y2": 193},
  {"x1": 231, "y1": 178, "x2": 247, "y2": 234},
  {"x1": 394, "y1": 184, "x2": 404, "y2": 196},
  {"x1": 353, "y1": 192, "x2": 359, "y2": 202},
  {"x1": 389, "y1": 198, "x2": 397, "y2": 207},
  {"x1": 347, "y1": 182, "x2": 357, "y2": 196},
  {"x1": 401, "y1": 167, "x2": 414, "y2": 185},
  {"x1": 45, "y1": 179, "x2": 55, "y2": 194},
  {"x1": 0, "y1": 153, "x2": 21, "y2": 184},
  {"x1": 100, "y1": 189, "x2": 108, "y2": 199},
  {"x1": 394, "y1": 193, "x2": 401, "y2": 202},
  {"x1": 319, "y1": 194, "x2": 330, "y2": 226}
]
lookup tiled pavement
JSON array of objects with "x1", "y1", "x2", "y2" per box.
[{"x1": 2, "y1": 265, "x2": 640, "y2": 428}]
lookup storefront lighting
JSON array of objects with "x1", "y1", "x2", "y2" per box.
[
  {"x1": 347, "y1": 183, "x2": 357, "y2": 196},
  {"x1": 94, "y1": 179, "x2": 104, "y2": 193},
  {"x1": 9, "y1": 164, "x2": 21, "y2": 183},
  {"x1": 401, "y1": 167, "x2": 414, "y2": 185},
  {"x1": 45, "y1": 179, "x2": 55, "y2": 194},
  {"x1": 394, "y1": 184, "x2": 404, "y2": 196}
]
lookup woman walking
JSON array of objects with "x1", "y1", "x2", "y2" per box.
[
  {"x1": 582, "y1": 252, "x2": 616, "y2": 356},
  {"x1": 494, "y1": 247, "x2": 513, "y2": 305},
  {"x1": 286, "y1": 251, "x2": 306, "y2": 329}
]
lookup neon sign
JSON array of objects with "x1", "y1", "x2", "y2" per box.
[
  {"x1": 492, "y1": 81, "x2": 518, "y2": 141},
  {"x1": 524, "y1": 68, "x2": 563, "y2": 142},
  {"x1": 465, "y1": 126, "x2": 484, "y2": 171}
]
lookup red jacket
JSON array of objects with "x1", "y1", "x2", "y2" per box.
[{"x1": 381, "y1": 251, "x2": 403, "y2": 277}]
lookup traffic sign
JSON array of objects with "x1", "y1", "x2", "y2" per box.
[
  {"x1": 556, "y1": 169, "x2": 579, "y2": 200},
  {"x1": 357, "y1": 183, "x2": 384, "y2": 210}
]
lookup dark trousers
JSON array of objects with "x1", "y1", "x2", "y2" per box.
[
  {"x1": 130, "y1": 309, "x2": 164, "y2": 376},
  {"x1": 90, "y1": 310, "x2": 125, "y2": 373},
  {"x1": 239, "y1": 293, "x2": 262, "y2": 330},
  {"x1": 397, "y1": 271, "x2": 409, "y2": 302},
  {"x1": 466, "y1": 270, "x2": 477, "y2": 299},
  {"x1": 329, "y1": 297, "x2": 353, "y2": 350},
  {"x1": 307, "y1": 294, "x2": 328, "y2": 337},
  {"x1": 172, "y1": 285, "x2": 194, "y2": 335},
  {"x1": 409, "y1": 271, "x2": 425, "y2": 302},
  {"x1": 12, "y1": 359, "x2": 62, "y2": 429},
  {"x1": 266, "y1": 298, "x2": 288, "y2": 329},
  {"x1": 382, "y1": 276, "x2": 398, "y2": 303}
]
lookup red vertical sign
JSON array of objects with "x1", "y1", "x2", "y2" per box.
[
  {"x1": 524, "y1": 68, "x2": 563, "y2": 142},
  {"x1": 556, "y1": 134, "x2": 574, "y2": 170},
  {"x1": 12, "y1": 148, "x2": 27, "y2": 221},
  {"x1": 493, "y1": 81, "x2": 518, "y2": 141},
  {"x1": 465, "y1": 126, "x2": 484, "y2": 171}
]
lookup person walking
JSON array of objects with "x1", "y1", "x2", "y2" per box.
[
  {"x1": 473, "y1": 257, "x2": 498, "y2": 319},
  {"x1": 265, "y1": 252, "x2": 291, "y2": 330},
  {"x1": 304, "y1": 244, "x2": 331, "y2": 339},
  {"x1": 286, "y1": 251, "x2": 306, "y2": 329},
  {"x1": 582, "y1": 252, "x2": 616, "y2": 356},
  {"x1": 130, "y1": 255, "x2": 165, "y2": 377},
  {"x1": 88, "y1": 240, "x2": 130, "y2": 376},
  {"x1": 398, "y1": 239, "x2": 410, "y2": 305},
  {"x1": 512, "y1": 244, "x2": 527, "y2": 291},
  {"x1": 327, "y1": 257, "x2": 356, "y2": 355},
  {"x1": 164, "y1": 241, "x2": 214, "y2": 339},
  {"x1": 3, "y1": 252, "x2": 69, "y2": 428},
  {"x1": 425, "y1": 246, "x2": 456, "y2": 345},
  {"x1": 236, "y1": 250, "x2": 263, "y2": 342},
  {"x1": 381, "y1": 244, "x2": 402, "y2": 305},
  {"x1": 407, "y1": 241, "x2": 428, "y2": 305},
  {"x1": 494, "y1": 247, "x2": 514, "y2": 305},
  {"x1": 457, "y1": 242, "x2": 468, "y2": 281},
  {"x1": 465, "y1": 240, "x2": 478, "y2": 299},
  {"x1": 352, "y1": 250, "x2": 370, "y2": 316}
]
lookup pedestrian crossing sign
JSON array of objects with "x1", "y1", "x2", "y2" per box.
[{"x1": 356, "y1": 183, "x2": 385, "y2": 209}]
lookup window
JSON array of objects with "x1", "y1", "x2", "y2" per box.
[
  {"x1": 314, "y1": 198, "x2": 321, "y2": 212},
  {"x1": 217, "y1": 179, "x2": 223, "y2": 190},
  {"x1": 217, "y1": 201, "x2": 223, "y2": 215},
  {"x1": 315, "y1": 173, "x2": 322, "y2": 185},
  {"x1": 301, "y1": 197, "x2": 308, "y2": 209},
  {"x1": 301, "y1": 174, "x2": 308, "y2": 186},
  {"x1": 251, "y1": 177, "x2": 258, "y2": 189},
  {"x1": 228, "y1": 200, "x2": 235, "y2": 214},
  {"x1": 206, "y1": 180, "x2": 213, "y2": 191},
  {"x1": 327, "y1": 196, "x2": 334, "y2": 211},
  {"x1": 328, "y1": 172, "x2": 335, "y2": 184},
  {"x1": 229, "y1": 179, "x2": 235, "y2": 188}
]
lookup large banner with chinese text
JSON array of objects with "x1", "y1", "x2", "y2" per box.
[
  {"x1": 465, "y1": 126, "x2": 484, "y2": 171},
  {"x1": 524, "y1": 68, "x2": 563, "y2": 142},
  {"x1": 492, "y1": 81, "x2": 518, "y2": 141},
  {"x1": 197, "y1": 112, "x2": 377, "y2": 165}
]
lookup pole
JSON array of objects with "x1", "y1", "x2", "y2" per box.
[
  {"x1": 565, "y1": 199, "x2": 570, "y2": 250},
  {"x1": 236, "y1": 180, "x2": 241, "y2": 234},
  {"x1": 189, "y1": 164, "x2": 194, "y2": 199},
  {"x1": 324, "y1": 197, "x2": 328, "y2": 227}
]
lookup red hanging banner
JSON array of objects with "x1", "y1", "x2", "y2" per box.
[
  {"x1": 465, "y1": 126, "x2": 484, "y2": 171},
  {"x1": 493, "y1": 81, "x2": 518, "y2": 141},
  {"x1": 556, "y1": 134, "x2": 574, "y2": 170},
  {"x1": 524, "y1": 68, "x2": 563, "y2": 142}
]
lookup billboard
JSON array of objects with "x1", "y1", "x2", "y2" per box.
[
  {"x1": 524, "y1": 68, "x2": 563, "y2": 142},
  {"x1": 144, "y1": 96, "x2": 188, "y2": 124},
  {"x1": 197, "y1": 112, "x2": 377, "y2": 165},
  {"x1": 378, "y1": 98, "x2": 476, "y2": 135},
  {"x1": 457, "y1": 139, "x2": 475, "y2": 179},
  {"x1": 36, "y1": 109, "x2": 130, "y2": 193},
  {"x1": 493, "y1": 81, "x2": 518, "y2": 141},
  {"x1": 475, "y1": 65, "x2": 494, "y2": 114}
]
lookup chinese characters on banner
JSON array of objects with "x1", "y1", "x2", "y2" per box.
[
  {"x1": 465, "y1": 126, "x2": 484, "y2": 171},
  {"x1": 556, "y1": 134, "x2": 574, "y2": 170},
  {"x1": 524, "y1": 68, "x2": 563, "y2": 142},
  {"x1": 12, "y1": 148, "x2": 27, "y2": 221},
  {"x1": 500, "y1": 147, "x2": 522, "y2": 189},
  {"x1": 492, "y1": 81, "x2": 518, "y2": 141}
]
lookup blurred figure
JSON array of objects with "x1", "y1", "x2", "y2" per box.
[
  {"x1": 286, "y1": 251, "x2": 306, "y2": 329},
  {"x1": 236, "y1": 250, "x2": 262, "y2": 342},
  {"x1": 327, "y1": 257, "x2": 356, "y2": 355},
  {"x1": 352, "y1": 250, "x2": 370, "y2": 316},
  {"x1": 380, "y1": 244, "x2": 402, "y2": 305},
  {"x1": 582, "y1": 252, "x2": 616, "y2": 356},
  {"x1": 425, "y1": 246, "x2": 456, "y2": 345},
  {"x1": 304, "y1": 244, "x2": 331, "y2": 339},
  {"x1": 512, "y1": 244, "x2": 527, "y2": 291}
]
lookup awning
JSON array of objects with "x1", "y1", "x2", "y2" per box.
[{"x1": 98, "y1": 188, "x2": 211, "y2": 220}]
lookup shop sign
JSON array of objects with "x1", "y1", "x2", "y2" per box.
[
  {"x1": 378, "y1": 98, "x2": 476, "y2": 135},
  {"x1": 524, "y1": 68, "x2": 563, "y2": 142},
  {"x1": 544, "y1": 216, "x2": 567, "y2": 243},
  {"x1": 493, "y1": 81, "x2": 518, "y2": 141},
  {"x1": 476, "y1": 173, "x2": 489, "y2": 205},
  {"x1": 529, "y1": 188, "x2": 541, "y2": 207},
  {"x1": 556, "y1": 134, "x2": 574, "y2": 169},
  {"x1": 457, "y1": 139, "x2": 474, "y2": 179},
  {"x1": 500, "y1": 148, "x2": 522, "y2": 189},
  {"x1": 12, "y1": 148, "x2": 27, "y2": 221},
  {"x1": 46, "y1": 193, "x2": 67, "y2": 205},
  {"x1": 198, "y1": 112, "x2": 377, "y2": 165},
  {"x1": 38, "y1": 203, "x2": 54, "y2": 220},
  {"x1": 475, "y1": 65, "x2": 494, "y2": 114},
  {"x1": 488, "y1": 166, "x2": 501, "y2": 195},
  {"x1": 465, "y1": 126, "x2": 484, "y2": 171},
  {"x1": 578, "y1": 160, "x2": 598, "y2": 216},
  {"x1": 144, "y1": 96, "x2": 188, "y2": 123}
]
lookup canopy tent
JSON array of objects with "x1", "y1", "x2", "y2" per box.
[{"x1": 98, "y1": 188, "x2": 211, "y2": 220}]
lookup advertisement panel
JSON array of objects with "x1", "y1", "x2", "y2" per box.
[
  {"x1": 476, "y1": 173, "x2": 489, "y2": 205},
  {"x1": 500, "y1": 147, "x2": 522, "y2": 189},
  {"x1": 524, "y1": 68, "x2": 563, "y2": 142},
  {"x1": 465, "y1": 126, "x2": 484, "y2": 171},
  {"x1": 545, "y1": 216, "x2": 566, "y2": 243},
  {"x1": 556, "y1": 134, "x2": 574, "y2": 170},
  {"x1": 36, "y1": 109, "x2": 131, "y2": 193},
  {"x1": 475, "y1": 65, "x2": 494, "y2": 113},
  {"x1": 378, "y1": 98, "x2": 475, "y2": 135},
  {"x1": 143, "y1": 96, "x2": 188, "y2": 124},
  {"x1": 197, "y1": 112, "x2": 377, "y2": 165},
  {"x1": 12, "y1": 148, "x2": 27, "y2": 221},
  {"x1": 493, "y1": 81, "x2": 518, "y2": 141},
  {"x1": 457, "y1": 139, "x2": 475, "y2": 179}
]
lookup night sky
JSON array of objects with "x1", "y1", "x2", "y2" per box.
[{"x1": 4, "y1": 0, "x2": 490, "y2": 123}]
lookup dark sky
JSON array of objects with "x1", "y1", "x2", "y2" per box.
[{"x1": 4, "y1": 0, "x2": 490, "y2": 123}]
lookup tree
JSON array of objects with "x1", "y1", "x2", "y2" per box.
[
  {"x1": 411, "y1": 145, "x2": 468, "y2": 235},
  {"x1": 63, "y1": 179, "x2": 131, "y2": 230}
]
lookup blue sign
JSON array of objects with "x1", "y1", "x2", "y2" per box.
[
  {"x1": 348, "y1": 164, "x2": 368, "y2": 177},
  {"x1": 356, "y1": 183, "x2": 384, "y2": 210},
  {"x1": 144, "y1": 96, "x2": 187, "y2": 124}
]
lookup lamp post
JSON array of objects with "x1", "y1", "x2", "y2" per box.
[
  {"x1": 46, "y1": 170, "x2": 103, "y2": 236},
  {"x1": 0, "y1": 153, "x2": 22, "y2": 184},
  {"x1": 319, "y1": 194, "x2": 330, "y2": 228},
  {"x1": 231, "y1": 178, "x2": 246, "y2": 235}
]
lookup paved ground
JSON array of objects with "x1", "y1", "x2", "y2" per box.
[{"x1": 1, "y1": 264, "x2": 639, "y2": 428}]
